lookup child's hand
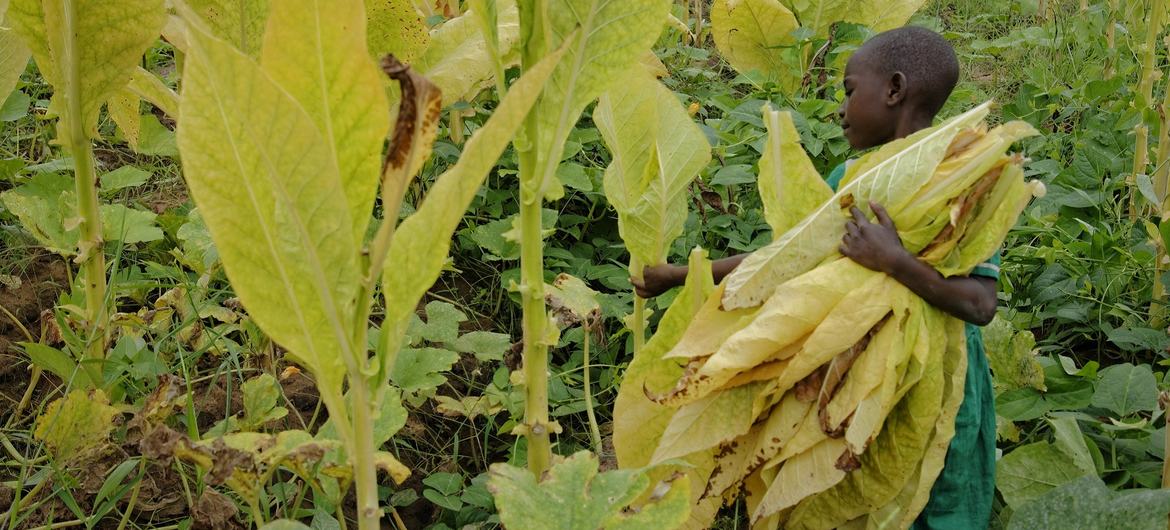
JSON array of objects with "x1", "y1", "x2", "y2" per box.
[
  {"x1": 632, "y1": 264, "x2": 683, "y2": 298},
  {"x1": 839, "y1": 201, "x2": 910, "y2": 274}
]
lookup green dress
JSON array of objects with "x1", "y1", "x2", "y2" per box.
[{"x1": 826, "y1": 163, "x2": 997, "y2": 530}]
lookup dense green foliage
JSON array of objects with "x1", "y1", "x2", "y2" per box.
[{"x1": 0, "y1": 0, "x2": 1169, "y2": 528}]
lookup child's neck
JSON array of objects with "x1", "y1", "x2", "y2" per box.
[{"x1": 892, "y1": 111, "x2": 935, "y2": 141}]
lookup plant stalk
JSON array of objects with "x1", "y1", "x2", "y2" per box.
[
  {"x1": 632, "y1": 295, "x2": 646, "y2": 353},
  {"x1": 518, "y1": 193, "x2": 552, "y2": 476},
  {"x1": 582, "y1": 323, "x2": 602, "y2": 453},
  {"x1": 63, "y1": 0, "x2": 109, "y2": 377},
  {"x1": 349, "y1": 378, "x2": 381, "y2": 530}
]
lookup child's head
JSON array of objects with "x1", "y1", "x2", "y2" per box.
[{"x1": 838, "y1": 26, "x2": 959, "y2": 150}]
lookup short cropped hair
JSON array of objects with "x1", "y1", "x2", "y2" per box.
[{"x1": 859, "y1": 26, "x2": 959, "y2": 117}]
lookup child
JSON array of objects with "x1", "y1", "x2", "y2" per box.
[{"x1": 633, "y1": 26, "x2": 998, "y2": 530}]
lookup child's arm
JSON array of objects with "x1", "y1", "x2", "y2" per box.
[
  {"x1": 632, "y1": 254, "x2": 748, "y2": 298},
  {"x1": 840, "y1": 201, "x2": 998, "y2": 325}
]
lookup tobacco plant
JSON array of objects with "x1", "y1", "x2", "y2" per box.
[
  {"x1": 506, "y1": 0, "x2": 673, "y2": 475},
  {"x1": 596, "y1": 67, "x2": 711, "y2": 351},
  {"x1": 6, "y1": 0, "x2": 166, "y2": 380},
  {"x1": 172, "y1": 0, "x2": 559, "y2": 527}
]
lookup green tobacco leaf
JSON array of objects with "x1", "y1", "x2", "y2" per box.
[
  {"x1": 452, "y1": 331, "x2": 510, "y2": 362},
  {"x1": 711, "y1": 0, "x2": 799, "y2": 90},
  {"x1": 186, "y1": 0, "x2": 269, "y2": 56},
  {"x1": 177, "y1": 19, "x2": 357, "y2": 405},
  {"x1": 1091, "y1": 363, "x2": 1158, "y2": 417},
  {"x1": 526, "y1": 0, "x2": 672, "y2": 200},
  {"x1": 488, "y1": 451, "x2": 690, "y2": 530},
  {"x1": 757, "y1": 105, "x2": 830, "y2": 236},
  {"x1": 100, "y1": 165, "x2": 151, "y2": 193},
  {"x1": 241, "y1": 373, "x2": 287, "y2": 427},
  {"x1": 100, "y1": 204, "x2": 163, "y2": 244},
  {"x1": 1007, "y1": 476, "x2": 1170, "y2": 530},
  {"x1": 0, "y1": 11, "x2": 31, "y2": 107},
  {"x1": 415, "y1": 0, "x2": 519, "y2": 106},
  {"x1": 596, "y1": 67, "x2": 710, "y2": 273},
  {"x1": 8, "y1": 0, "x2": 165, "y2": 134},
  {"x1": 34, "y1": 389, "x2": 118, "y2": 463},
  {"x1": 1048, "y1": 416, "x2": 1095, "y2": 477},
  {"x1": 392, "y1": 347, "x2": 460, "y2": 397},
  {"x1": 136, "y1": 114, "x2": 178, "y2": 157},
  {"x1": 261, "y1": 0, "x2": 390, "y2": 243},
  {"x1": 721, "y1": 102, "x2": 992, "y2": 310},
  {"x1": 379, "y1": 46, "x2": 563, "y2": 380},
  {"x1": 0, "y1": 171, "x2": 77, "y2": 255},
  {"x1": 984, "y1": 315, "x2": 1044, "y2": 393},
  {"x1": 366, "y1": 0, "x2": 429, "y2": 63},
  {"x1": 996, "y1": 441, "x2": 1091, "y2": 509},
  {"x1": 408, "y1": 301, "x2": 467, "y2": 345}
]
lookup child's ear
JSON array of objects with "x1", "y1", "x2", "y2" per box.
[{"x1": 886, "y1": 71, "x2": 907, "y2": 106}]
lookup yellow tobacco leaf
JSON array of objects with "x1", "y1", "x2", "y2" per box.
[
  {"x1": 710, "y1": 0, "x2": 799, "y2": 90},
  {"x1": 8, "y1": 0, "x2": 165, "y2": 136},
  {"x1": 758, "y1": 105, "x2": 831, "y2": 237},
  {"x1": 34, "y1": 389, "x2": 118, "y2": 463},
  {"x1": 261, "y1": 0, "x2": 392, "y2": 243}
]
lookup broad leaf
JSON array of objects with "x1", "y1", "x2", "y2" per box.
[
  {"x1": 1007, "y1": 476, "x2": 1170, "y2": 530},
  {"x1": 366, "y1": 0, "x2": 428, "y2": 63},
  {"x1": 488, "y1": 451, "x2": 690, "y2": 530},
  {"x1": 379, "y1": 47, "x2": 563, "y2": 379},
  {"x1": 984, "y1": 315, "x2": 1044, "y2": 393},
  {"x1": 1091, "y1": 363, "x2": 1158, "y2": 417},
  {"x1": 526, "y1": 0, "x2": 672, "y2": 200},
  {"x1": 8, "y1": 0, "x2": 165, "y2": 134},
  {"x1": 177, "y1": 19, "x2": 357, "y2": 404},
  {"x1": 782, "y1": 0, "x2": 927, "y2": 35},
  {"x1": 186, "y1": 0, "x2": 269, "y2": 56},
  {"x1": 261, "y1": 0, "x2": 391, "y2": 242},
  {"x1": 711, "y1": 0, "x2": 799, "y2": 90},
  {"x1": 127, "y1": 66, "x2": 179, "y2": 118},
  {"x1": 596, "y1": 67, "x2": 711, "y2": 273},
  {"x1": 107, "y1": 88, "x2": 140, "y2": 149},
  {"x1": 0, "y1": 9, "x2": 30, "y2": 105},
  {"x1": 415, "y1": 0, "x2": 520, "y2": 106},
  {"x1": 758, "y1": 106, "x2": 831, "y2": 236},
  {"x1": 100, "y1": 203, "x2": 163, "y2": 244},
  {"x1": 996, "y1": 441, "x2": 1091, "y2": 509},
  {"x1": 34, "y1": 389, "x2": 118, "y2": 463},
  {"x1": 721, "y1": 102, "x2": 992, "y2": 309}
]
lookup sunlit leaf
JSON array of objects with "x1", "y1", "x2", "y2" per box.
[
  {"x1": 597, "y1": 67, "x2": 711, "y2": 274},
  {"x1": 177, "y1": 18, "x2": 356, "y2": 406},
  {"x1": 261, "y1": 0, "x2": 391, "y2": 242},
  {"x1": 757, "y1": 106, "x2": 831, "y2": 236},
  {"x1": 8, "y1": 0, "x2": 165, "y2": 134},
  {"x1": 185, "y1": 0, "x2": 269, "y2": 56},
  {"x1": 525, "y1": 0, "x2": 672, "y2": 200},
  {"x1": 711, "y1": 0, "x2": 799, "y2": 90}
]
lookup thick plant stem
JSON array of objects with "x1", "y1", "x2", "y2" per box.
[
  {"x1": 63, "y1": 0, "x2": 108, "y2": 379},
  {"x1": 632, "y1": 295, "x2": 646, "y2": 353},
  {"x1": 1105, "y1": 0, "x2": 1117, "y2": 78},
  {"x1": 350, "y1": 379, "x2": 381, "y2": 530},
  {"x1": 518, "y1": 194, "x2": 552, "y2": 476}
]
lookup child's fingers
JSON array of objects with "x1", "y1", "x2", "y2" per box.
[
  {"x1": 849, "y1": 206, "x2": 868, "y2": 225},
  {"x1": 869, "y1": 201, "x2": 896, "y2": 229}
]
